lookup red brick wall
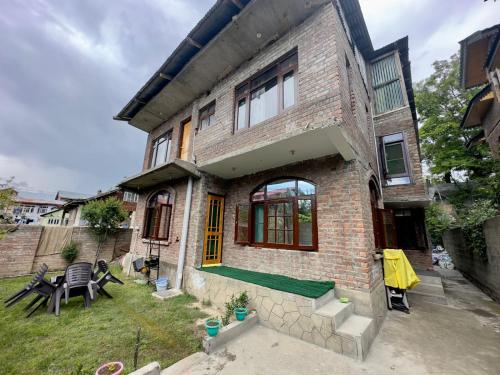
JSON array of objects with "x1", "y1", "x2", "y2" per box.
[
  {"x1": 0, "y1": 225, "x2": 132, "y2": 277},
  {"x1": 372, "y1": 98, "x2": 427, "y2": 202},
  {"x1": 0, "y1": 225, "x2": 42, "y2": 277},
  {"x1": 196, "y1": 156, "x2": 381, "y2": 291}
]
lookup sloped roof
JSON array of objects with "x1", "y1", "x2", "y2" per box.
[{"x1": 55, "y1": 190, "x2": 92, "y2": 201}]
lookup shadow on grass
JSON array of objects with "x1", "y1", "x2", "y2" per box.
[{"x1": 0, "y1": 266, "x2": 207, "y2": 375}]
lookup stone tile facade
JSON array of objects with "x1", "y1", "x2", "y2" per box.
[{"x1": 185, "y1": 268, "x2": 379, "y2": 360}]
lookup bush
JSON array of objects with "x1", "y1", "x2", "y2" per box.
[
  {"x1": 61, "y1": 241, "x2": 79, "y2": 263},
  {"x1": 457, "y1": 200, "x2": 497, "y2": 260},
  {"x1": 425, "y1": 203, "x2": 455, "y2": 245}
]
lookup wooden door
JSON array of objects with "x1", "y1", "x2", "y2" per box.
[
  {"x1": 179, "y1": 120, "x2": 191, "y2": 161},
  {"x1": 202, "y1": 194, "x2": 224, "y2": 266},
  {"x1": 378, "y1": 208, "x2": 398, "y2": 249}
]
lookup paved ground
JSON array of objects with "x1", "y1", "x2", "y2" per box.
[{"x1": 185, "y1": 269, "x2": 500, "y2": 375}]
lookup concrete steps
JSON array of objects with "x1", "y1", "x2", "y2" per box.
[
  {"x1": 408, "y1": 272, "x2": 447, "y2": 306},
  {"x1": 336, "y1": 315, "x2": 376, "y2": 361},
  {"x1": 312, "y1": 297, "x2": 376, "y2": 360},
  {"x1": 315, "y1": 299, "x2": 354, "y2": 329}
]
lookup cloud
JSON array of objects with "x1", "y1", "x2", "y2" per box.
[
  {"x1": 0, "y1": 0, "x2": 214, "y2": 195},
  {"x1": 359, "y1": 0, "x2": 500, "y2": 82},
  {"x1": 1, "y1": 0, "x2": 497, "y2": 195}
]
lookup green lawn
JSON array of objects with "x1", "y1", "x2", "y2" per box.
[{"x1": 0, "y1": 268, "x2": 207, "y2": 375}]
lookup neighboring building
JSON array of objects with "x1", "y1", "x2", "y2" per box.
[
  {"x1": 42, "y1": 188, "x2": 138, "y2": 228},
  {"x1": 10, "y1": 197, "x2": 64, "y2": 225},
  {"x1": 40, "y1": 208, "x2": 66, "y2": 226},
  {"x1": 54, "y1": 190, "x2": 92, "y2": 202},
  {"x1": 114, "y1": 0, "x2": 429, "y2": 357},
  {"x1": 459, "y1": 24, "x2": 500, "y2": 159}
]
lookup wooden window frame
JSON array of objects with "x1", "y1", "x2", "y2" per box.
[
  {"x1": 143, "y1": 192, "x2": 173, "y2": 241},
  {"x1": 198, "y1": 101, "x2": 216, "y2": 130},
  {"x1": 150, "y1": 131, "x2": 173, "y2": 168},
  {"x1": 235, "y1": 178, "x2": 318, "y2": 251},
  {"x1": 379, "y1": 132, "x2": 412, "y2": 185},
  {"x1": 234, "y1": 49, "x2": 298, "y2": 132},
  {"x1": 178, "y1": 117, "x2": 191, "y2": 160}
]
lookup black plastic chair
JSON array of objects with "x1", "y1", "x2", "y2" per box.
[
  {"x1": 52, "y1": 262, "x2": 93, "y2": 316},
  {"x1": 92, "y1": 260, "x2": 124, "y2": 299},
  {"x1": 23, "y1": 277, "x2": 58, "y2": 317},
  {"x1": 4, "y1": 264, "x2": 49, "y2": 308}
]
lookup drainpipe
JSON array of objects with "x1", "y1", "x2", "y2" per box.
[{"x1": 175, "y1": 175, "x2": 193, "y2": 289}]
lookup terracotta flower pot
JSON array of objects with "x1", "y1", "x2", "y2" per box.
[{"x1": 95, "y1": 361, "x2": 124, "y2": 375}]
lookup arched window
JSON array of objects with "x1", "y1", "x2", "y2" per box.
[
  {"x1": 143, "y1": 190, "x2": 173, "y2": 240},
  {"x1": 235, "y1": 178, "x2": 317, "y2": 250}
]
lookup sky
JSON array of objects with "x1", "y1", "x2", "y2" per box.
[{"x1": 0, "y1": 0, "x2": 498, "y2": 198}]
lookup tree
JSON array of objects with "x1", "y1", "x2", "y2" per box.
[
  {"x1": 81, "y1": 197, "x2": 128, "y2": 265},
  {"x1": 0, "y1": 177, "x2": 16, "y2": 240},
  {"x1": 415, "y1": 54, "x2": 496, "y2": 184}
]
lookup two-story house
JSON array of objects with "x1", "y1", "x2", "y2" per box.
[{"x1": 115, "y1": 0, "x2": 429, "y2": 359}]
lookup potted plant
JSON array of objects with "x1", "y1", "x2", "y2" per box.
[
  {"x1": 234, "y1": 307, "x2": 248, "y2": 321},
  {"x1": 205, "y1": 318, "x2": 221, "y2": 337},
  {"x1": 95, "y1": 361, "x2": 124, "y2": 375}
]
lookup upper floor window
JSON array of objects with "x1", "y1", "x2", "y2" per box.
[
  {"x1": 143, "y1": 190, "x2": 173, "y2": 240},
  {"x1": 151, "y1": 131, "x2": 172, "y2": 168},
  {"x1": 199, "y1": 101, "x2": 216, "y2": 129},
  {"x1": 123, "y1": 191, "x2": 139, "y2": 203},
  {"x1": 22, "y1": 205, "x2": 35, "y2": 214},
  {"x1": 235, "y1": 50, "x2": 297, "y2": 131},
  {"x1": 38, "y1": 206, "x2": 48, "y2": 214},
  {"x1": 379, "y1": 133, "x2": 411, "y2": 186},
  {"x1": 371, "y1": 54, "x2": 404, "y2": 114},
  {"x1": 235, "y1": 178, "x2": 317, "y2": 250}
]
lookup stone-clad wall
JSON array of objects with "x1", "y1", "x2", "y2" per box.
[
  {"x1": 0, "y1": 225, "x2": 132, "y2": 277},
  {"x1": 184, "y1": 268, "x2": 375, "y2": 359}
]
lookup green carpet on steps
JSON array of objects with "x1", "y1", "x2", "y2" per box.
[{"x1": 199, "y1": 266, "x2": 334, "y2": 299}]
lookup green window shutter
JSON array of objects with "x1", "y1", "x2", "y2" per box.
[{"x1": 372, "y1": 55, "x2": 404, "y2": 114}]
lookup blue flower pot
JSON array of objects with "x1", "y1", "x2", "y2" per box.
[
  {"x1": 205, "y1": 319, "x2": 221, "y2": 337},
  {"x1": 234, "y1": 307, "x2": 248, "y2": 321}
]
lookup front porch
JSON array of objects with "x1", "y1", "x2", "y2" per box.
[{"x1": 183, "y1": 266, "x2": 379, "y2": 360}]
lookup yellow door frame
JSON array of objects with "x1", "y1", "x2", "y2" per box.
[{"x1": 202, "y1": 194, "x2": 224, "y2": 266}]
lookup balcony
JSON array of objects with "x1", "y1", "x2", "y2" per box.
[
  {"x1": 118, "y1": 159, "x2": 200, "y2": 192},
  {"x1": 198, "y1": 121, "x2": 355, "y2": 179}
]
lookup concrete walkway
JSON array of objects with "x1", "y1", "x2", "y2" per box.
[{"x1": 182, "y1": 269, "x2": 500, "y2": 375}]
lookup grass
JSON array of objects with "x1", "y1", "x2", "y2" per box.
[{"x1": 0, "y1": 267, "x2": 207, "y2": 375}]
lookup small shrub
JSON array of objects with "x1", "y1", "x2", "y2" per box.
[
  {"x1": 222, "y1": 291, "x2": 249, "y2": 326},
  {"x1": 61, "y1": 241, "x2": 79, "y2": 263},
  {"x1": 457, "y1": 200, "x2": 497, "y2": 260}
]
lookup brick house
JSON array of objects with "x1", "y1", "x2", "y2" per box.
[
  {"x1": 115, "y1": 0, "x2": 429, "y2": 357},
  {"x1": 41, "y1": 188, "x2": 138, "y2": 228},
  {"x1": 459, "y1": 24, "x2": 500, "y2": 159}
]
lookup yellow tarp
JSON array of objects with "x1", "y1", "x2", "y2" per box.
[{"x1": 383, "y1": 249, "x2": 420, "y2": 290}]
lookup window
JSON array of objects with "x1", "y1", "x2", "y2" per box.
[
  {"x1": 371, "y1": 54, "x2": 404, "y2": 114},
  {"x1": 22, "y1": 205, "x2": 35, "y2": 214},
  {"x1": 199, "y1": 101, "x2": 216, "y2": 129},
  {"x1": 235, "y1": 50, "x2": 297, "y2": 130},
  {"x1": 143, "y1": 190, "x2": 173, "y2": 240},
  {"x1": 123, "y1": 191, "x2": 139, "y2": 203},
  {"x1": 38, "y1": 206, "x2": 48, "y2": 214},
  {"x1": 151, "y1": 131, "x2": 172, "y2": 168},
  {"x1": 379, "y1": 133, "x2": 411, "y2": 186},
  {"x1": 235, "y1": 178, "x2": 317, "y2": 250}
]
